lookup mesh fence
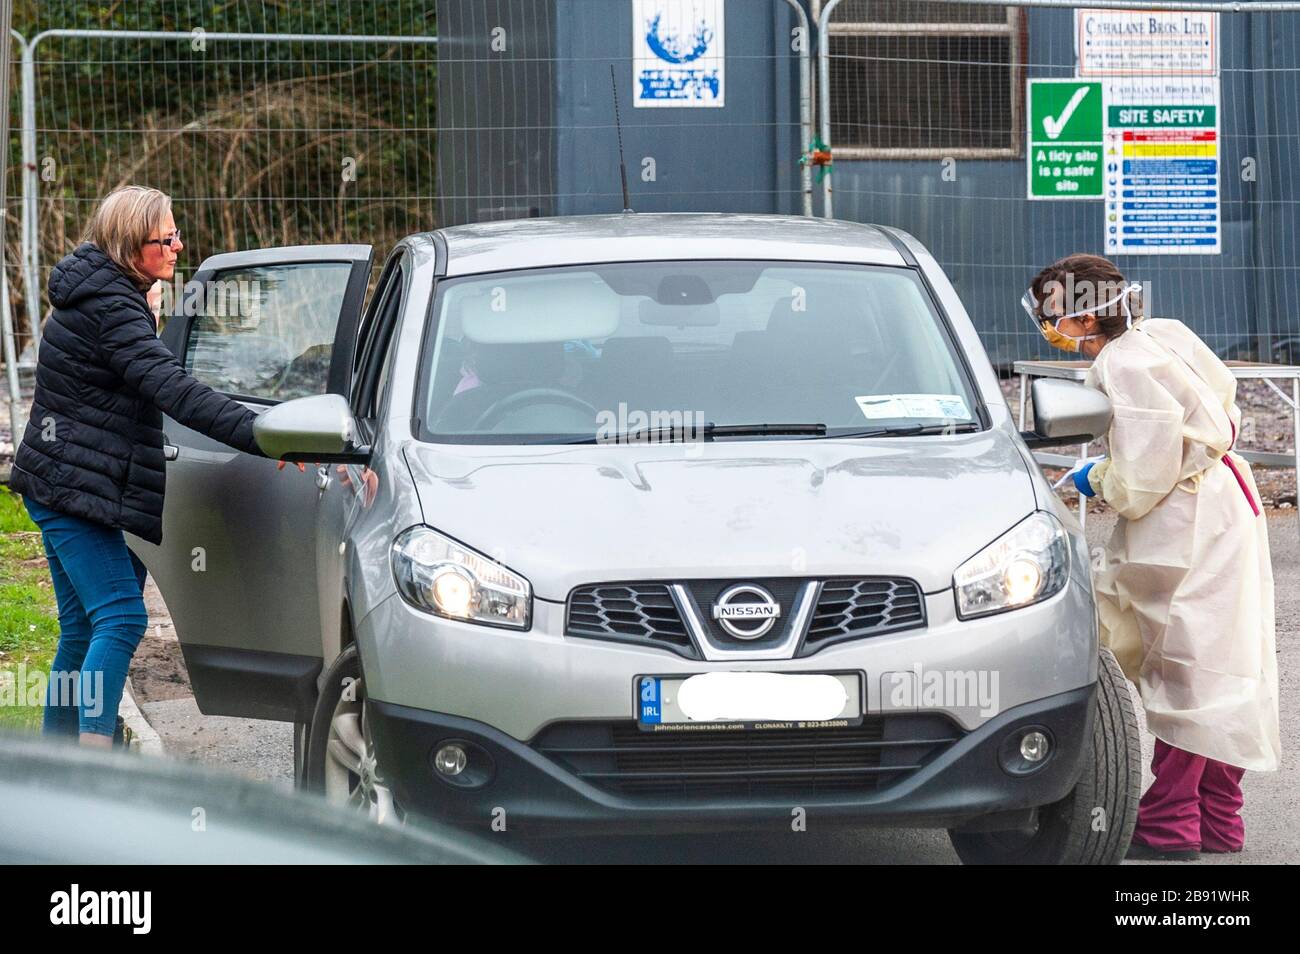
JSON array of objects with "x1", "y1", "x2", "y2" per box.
[
  {"x1": 5, "y1": 0, "x2": 816, "y2": 355},
  {"x1": 817, "y1": 0, "x2": 1299, "y2": 365},
  {"x1": 827, "y1": 1, "x2": 1018, "y2": 154},
  {"x1": 5, "y1": 0, "x2": 438, "y2": 351},
  {"x1": 5, "y1": 1, "x2": 1300, "y2": 369},
  {"x1": 435, "y1": 0, "x2": 559, "y2": 224},
  {"x1": 435, "y1": 0, "x2": 810, "y2": 224}
]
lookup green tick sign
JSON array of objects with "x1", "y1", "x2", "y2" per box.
[{"x1": 1028, "y1": 80, "x2": 1103, "y2": 200}]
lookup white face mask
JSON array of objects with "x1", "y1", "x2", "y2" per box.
[{"x1": 1021, "y1": 282, "x2": 1141, "y2": 344}]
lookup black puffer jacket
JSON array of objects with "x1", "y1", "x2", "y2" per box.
[{"x1": 10, "y1": 242, "x2": 264, "y2": 544}]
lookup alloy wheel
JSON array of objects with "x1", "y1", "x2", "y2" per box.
[{"x1": 322, "y1": 677, "x2": 401, "y2": 826}]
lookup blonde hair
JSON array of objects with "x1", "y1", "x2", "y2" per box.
[{"x1": 81, "y1": 185, "x2": 173, "y2": 287}]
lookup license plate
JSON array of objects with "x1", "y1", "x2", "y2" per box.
[{"x1": 635, "y1": 671, "x2": 863, "y2": 732}]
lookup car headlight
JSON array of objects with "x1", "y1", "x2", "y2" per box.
[
  {"x1": 953, "y1": 512, "x2": 1069, "y2": 619},
  {"x1": 391, "y1": 526, "x2": 531, "y2": 630}
]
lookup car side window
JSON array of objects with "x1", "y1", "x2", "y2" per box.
[
  {"x1": 353, "y1": 256, "x2": 401, "y2": 377},
  {"x1": 183, "y1": 261, "x2": 354, "y2": 402},
  {"x1": 372, "y1": 312, "x2": 402, "y2": 421},
  {"x1": 350, "y1": 257, "x2": 401, "y2": 408},
  {"x1": 354, "y1": 257, "x2": 407, "y2": 421}
]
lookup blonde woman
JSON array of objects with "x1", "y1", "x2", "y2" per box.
[{"x1": 10, "y1": 186, "x2": 267, "y2": 747}]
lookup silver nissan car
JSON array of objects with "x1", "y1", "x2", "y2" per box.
[{"x1": 130, "y1": 213, "x2": 1139, "y2": 864}]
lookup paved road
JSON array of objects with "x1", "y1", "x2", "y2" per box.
[{"x1": 139, "y1": 509, "x2": 1300, "y2": 864}]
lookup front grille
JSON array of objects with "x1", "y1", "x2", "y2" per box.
[
  {"x1": 533, "y1": 716, "x2": 961, "y2": 800},
  {"x1": 567, "y1": 577, "x2": 926, "y2": 657},
  {"x1": 566, "y1": 583, "x2": 697, "y2": 658},
  {"x1": 677, "y1": 577, "x2": 808, "y2": 650},
  {"x1": 804, "y1": 578, "x2": 926, "y2": 655}
]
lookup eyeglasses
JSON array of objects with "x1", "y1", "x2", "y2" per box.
[{"x1": 143, "y1": 230, "x2": 181, "y2": 248}]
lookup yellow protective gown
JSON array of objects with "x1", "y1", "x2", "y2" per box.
[{"x1": 1083, "y1": 318, "x2": 1280, "y2": 771}]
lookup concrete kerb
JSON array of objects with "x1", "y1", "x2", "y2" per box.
[{"x1": 121, "y1": 677, "x2": 164, "y2": 756}]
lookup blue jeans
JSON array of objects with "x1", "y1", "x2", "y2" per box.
[{"x1": 23, "y1": 496, "x2": 148, "y2": 737}]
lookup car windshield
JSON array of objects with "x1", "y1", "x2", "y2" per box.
[{"x1": 418, "y1": 260, "x2": 980, "y2": 444}]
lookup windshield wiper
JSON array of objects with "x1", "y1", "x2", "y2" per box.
[
  {"x1": 567, "y1": 422, "x2": 828, "y2": 444},
  {"x1": 825, "y1": 422, "x2": 981, "y2": 439},
  {"x1": 703, "y1": 423, "x2": 827, "y2": 438},
  {"x1": 568, "y1": 421, "x2": 979, "y2": 444},
  {"x1": 565, "y1": 425, "x2": 695, "y2": 445}
]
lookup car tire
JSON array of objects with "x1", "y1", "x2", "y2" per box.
[
  {"x1": 302, "y1": 644, "x2": 400, "y2": 825},
  {"x1": 947, "y1": 648, "x2": 1140, "y2": 865}
]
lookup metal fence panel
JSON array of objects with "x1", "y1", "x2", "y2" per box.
[
  {"x1": 6, "y1": 1, "x2": 438, "y2": 353},
  {"x1": 7, "y1": 1, "x2": 1300, "y2": 370},
  {"x1": 817, "y1": 0, "x2": 1300, "y2": 364}
]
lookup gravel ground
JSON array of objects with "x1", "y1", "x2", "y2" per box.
[{"x1": 131, "y1": 579, "x2": 294, "y2": 790}]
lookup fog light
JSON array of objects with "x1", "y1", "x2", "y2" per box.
[
  {"x1": 434, "y1": 743, "x2": 468, "y2": 777},
  {"x1": 998, "y1": 725, "x2": 1055, "y2": 776},
  {"x1": 429, "y1": 738, "x2": 495, "y2": 788},
  {"x1": 1020, "y1": 730, "x2": 1050, "y2": 763}
]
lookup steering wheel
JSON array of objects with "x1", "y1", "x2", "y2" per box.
[{"x1": 471, "y1": 387, "x2": 599, "y2": 431}]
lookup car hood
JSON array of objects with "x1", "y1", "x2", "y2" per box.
[{"x1": 402, "y1": 429, "x2": 1036, "y2": 599}]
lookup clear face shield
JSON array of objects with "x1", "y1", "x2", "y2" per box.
[{"x1": 1022, "y1": 281, "x2": 1141, "y2": 351}]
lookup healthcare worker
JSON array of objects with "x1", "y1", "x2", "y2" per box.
[{"x1": 1024, "y1": 253, "x2": 1281, "y2": 862}]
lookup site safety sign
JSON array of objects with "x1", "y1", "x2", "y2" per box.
[
  {"x1": 1077, "y1": 8, "x2": 1222, "y2": 254},
  {"x1": 1027, "y1": 80, "x2": 1104, "y2": 199}
]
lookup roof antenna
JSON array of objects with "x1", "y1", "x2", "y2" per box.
[{"x1": 611, "y1": 64, "x2": 633, "y2": 213}]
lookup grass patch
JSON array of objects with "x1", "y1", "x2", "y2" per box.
[
  {"x1": 0, "y1": 487, "x2": 57, "y2": 732},
  {"x1": 0, "y1": 484, "x2": 37, "y2": 533}
]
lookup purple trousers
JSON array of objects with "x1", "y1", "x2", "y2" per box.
[{"x1": 1132, "y1": 738, "x2": 1246, "y2": 853}]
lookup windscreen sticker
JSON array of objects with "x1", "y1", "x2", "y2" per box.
[{"x1": 855, "y1": 394, "x2": 970, "y2": 421}]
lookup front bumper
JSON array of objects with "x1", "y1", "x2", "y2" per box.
[
  {"x1": 357, "y1": 579, "x2": 1099, "y2": 741},
  {"x1": 367, "y1": 682, "x2": 1096, "y2": 835}
]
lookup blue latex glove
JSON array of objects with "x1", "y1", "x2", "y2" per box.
[{"x1": 1073, "y1": 461, "x2": 1097, "y2": 498}]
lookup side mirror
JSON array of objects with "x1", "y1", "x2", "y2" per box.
[
  {"x1": 253, "y1": 393, "x2": 370, "y2": 463},
  {"x1": 1020, "y1": 378, "x2": 1112, "y2": 449}
]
